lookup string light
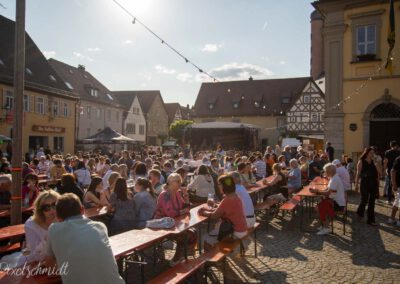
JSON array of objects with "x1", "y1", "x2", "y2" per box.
[{"x1": 112, "y1": 0, "x2": 219, "y2": 83}]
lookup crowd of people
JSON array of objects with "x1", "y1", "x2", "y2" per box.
[{"x1": 0, "y1": 139, "x2": 399, "y2": 282}]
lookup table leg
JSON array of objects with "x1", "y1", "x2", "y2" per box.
[
  {"x1": 184, "y1": 232, "x2": 188, "y2": 260},
  {"x1": 198, "y1": 225, "x2": 202, "y2": 254}
]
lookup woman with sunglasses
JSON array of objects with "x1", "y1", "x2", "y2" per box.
[{"x1": 22, "y1": 190, "x2": 60, "y2": 264}]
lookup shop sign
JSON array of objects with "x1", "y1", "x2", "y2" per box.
[{"x1": 32, "y1": 125, "x2": 65, "y2": 133}]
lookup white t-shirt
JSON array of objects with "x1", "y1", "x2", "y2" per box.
[
  {"x1": 235, "y1": 184, "x2": 255, "y2": 218},
  {"x1": 336, "y1": 166, "x2": 351, "y2": 191},
  {"x1": 328, "y1": 174, "x2": 346, "y2": 207},
  {"x1": 74, "y1": 168, "x2": 91, "y2": 187}
]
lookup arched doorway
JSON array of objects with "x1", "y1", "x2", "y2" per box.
[{"x1": 369, "y1": 102, "x2": 400, "y2": 154}]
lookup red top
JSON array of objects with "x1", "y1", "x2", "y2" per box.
[
  {"x1": 215, "y1": 195, "x2": 247, "y2": 233},
  {"x1": 22, "y1": 185, "x2": 39, "y2": 206}
]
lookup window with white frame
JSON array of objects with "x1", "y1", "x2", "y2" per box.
[
  {"x1": 126, "y1": 123, "x2": 135, "y2": 134},
  {"x1": 4, "y1": 90, "x2": 13, "y2": 110},
  {"x1": 289, "y1": 117, "x2": 296, "y2": 123},
  {"x1": 356, "y1": 25, "x2": 376, "y2": 56},
  {"x1": 36, "y1": 97, "x2": 44, "y2": 114},
  {"x1": 23, "y1": 94, "x2": 29, "y2": 112},
  {"x1": 53, "y1": 137, "x2": 64, "y2": 152},
  {"x1": 139, "y1": 125, "x2": 145, "y2": 135},
  {"x1": 303, "y1": 95, "x2": 310, "y2": 104},
  {"x1": 96, "y1": 108, "x2": 101, "y2": 118},
  {"x1": 87, "y1": 106, "x2": 91, "y2": 118},
  {"x1": 311, "y1": 113, "x2": 318, "y2": 122},
  {"x1": 52, "y1": 101, "x2": 59, "y2": 116},
  {"x1": 63, "y1": 103, "x2": 68, "y2": 117},
  {"x1": 90, "y1": 88, "x2": 98, "y2": 97}
]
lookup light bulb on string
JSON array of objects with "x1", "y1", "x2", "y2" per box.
[
  {"x1": 132, "y1": 18, "x2": 136, "y2": 24},
  {"x1": 184, "y1": 58, "x2": 188, "y2": 63}
]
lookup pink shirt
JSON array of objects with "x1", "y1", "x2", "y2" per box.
[{"x1": 154, "y1": 189, "x2": 186, "y2": 219}]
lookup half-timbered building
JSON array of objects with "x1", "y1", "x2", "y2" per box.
[{"x1": 286, "y1": 80, "x2": 325, "y2": 135}]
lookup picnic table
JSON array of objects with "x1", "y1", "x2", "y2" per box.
[
  {"x1": 110, "y1": 229, "x2": 169, "y2": 260},
  {"x1": 0, "y1": 224, "x2": 25, "y2": 241},
  {"x1": 0, "y1": 206, "x2": 34, "y2": 218}
]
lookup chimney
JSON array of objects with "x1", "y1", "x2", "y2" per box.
[
  {"x1": 249, "y1": 76, "x2": 253, "y2": 81},
  {"x1": 310, "y1": 10, "x2": 324, "y2": 80},
  {"x1": 78, "y1": 64, "x2": 86, "y2": 71}
]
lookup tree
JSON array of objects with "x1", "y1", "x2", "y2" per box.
[{"x1": 169, "y1": 120, "x2": 193, "y2": 143}]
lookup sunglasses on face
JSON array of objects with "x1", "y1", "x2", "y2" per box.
[{"x1": 41, "y1": 202, "x2": 56, "y2": 212}]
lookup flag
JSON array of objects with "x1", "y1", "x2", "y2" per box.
[{"x1": 385, "y1": 0, "x2": 395, "y2": 74}]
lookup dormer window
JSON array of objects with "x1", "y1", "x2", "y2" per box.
[
  {"x1": 233, "y1": 102, "x2": 239, "y2": 109},
  {"x1": 49, "y1": 75, "x2": 57, "y2": 82},
  {"x1": 254, "y1": 101, "x2": 260, "y2": 108},
  {"x1": 25, "y1": 68, "x2": 33, "y2": 75},
  {"x1": 106, "y1": 94, "x2": 114, "y2": 101},
  {"x1": 209, "y1": 103, "x2": 214, "y2": 110},
  {"x1": 282, "y1": 97, "x2": 290, "y2": 104},
  {"x1": 65, "y1": 82, "x2": 73, "y2": 90},
  {"x1": 90, "y1": 88, "x2": 99, "y2": 97},
  {"x1": 0, "y1": 59, "x2": 5, "y2": 67}
]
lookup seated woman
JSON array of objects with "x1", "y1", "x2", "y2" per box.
[
  {"x1": 238, "y1": 162, "x2": 256, "y2": 189},
  {"x1": 134, "y1": 178, "x2": 157, "y2": 228},
  {"x1": 287, "y1": 159, "x2": 302, "y2": 194},
  {"x1": 101, "y1": 172, "x2": 121, "y2": 206},
  {"x1": 187, "y1": 165, "x2": 215, "y2": 203},
  {"x1": 311, "y1": 163, "x2": 346, "y2": 236},
  {"x1": 83, "y1": 176, "x2": 104, "y2": 208},
  {"x1": 154, "y1": 173, "x2": 193, "y2": 265},
  {"x1": 58, "y1": 173, "x2": 84, "y2": 202},
  {"x1": 1, "y1": 190, "x2": 60, "y2": 267},
  {"x1": 199, "y1": 175, "x2": 247, "y2": 246},
  {"x1": 73, "y1": 161, "x2": 91, "y2": 189},
  {"x1": 22, "y1": 173, "x2": 40, "y2": 207},
  {"x1": 262, "y1": 163, "x2": 288, "y2": 199},
  {"x1": 277, "y1": 155, "x2": 287, "y2": 169},
  {"x1": 108, "y1": 178, "x2": 136, "y2": 235}
]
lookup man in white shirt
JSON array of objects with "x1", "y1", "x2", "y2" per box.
[
  {"x1": 332, "y1": 159, "x2": 351, "y2": 191},
  {"x1": 229, "y1": 171, "x2": 255, "y2": 228},
  {"x1": 311, "y1": 163, "x2": 345, "y2": 236}
]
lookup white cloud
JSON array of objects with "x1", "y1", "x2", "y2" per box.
[
  {"x1": 73, "y1": 52, "x2": 93, "y2": 62},
  {"x1": 123, "y1": 40, "x2": 133, "y2": 45},
  {"x1": 279, "y1": 61, "x2": 286, "y2": 65},
  {"x1": 43, "y1": 51, "x2": 56, "y2": 59},
  {"x1": 196, "y1": 62, "x2": 273, "y2": 82},
  {"x1": 262, "y1": 21, "x2": 268, "y2": 31},
  {"x1": 155, "y1": 64, "x2": 176, "y2": 75},
  {"x1": 176, "y1": 73, "x2": 193, "y2": 83},
  {"x1": 201, "y1": 43, "x2": 223, "y2": 53},
  {"x1": 87, "y1": 47, "x2": 101, "y2": 52}
]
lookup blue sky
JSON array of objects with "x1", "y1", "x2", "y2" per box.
[{"x1": 0, "y1": 0, "x2": 314, "y2": 106}]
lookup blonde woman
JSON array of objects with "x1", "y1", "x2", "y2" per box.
[
  {"x1": 101, "y1": 172, "x2": 121, "y2": 206},
  {"x1": 1, "y1": 190, "x2": 60, "y2": 266}
]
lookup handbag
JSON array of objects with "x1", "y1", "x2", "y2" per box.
[{"x1": 217, "y1": 219, "x2": 234, "y2": 241}]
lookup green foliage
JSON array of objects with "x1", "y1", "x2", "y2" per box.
[{"x1": 169, "y1": 120, "x2": 193, "y2": 142}]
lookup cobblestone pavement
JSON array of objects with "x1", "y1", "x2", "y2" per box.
[
  {"x1": 127, "y1": 190, "x2": 400, "y2": 284},
  {"x1": 218, "y1": 191, "x2": 400, "y2": 284}
]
